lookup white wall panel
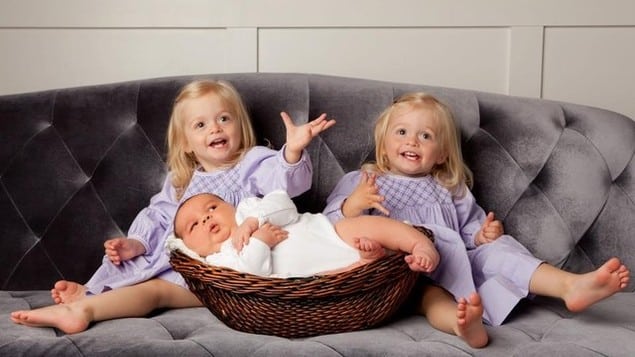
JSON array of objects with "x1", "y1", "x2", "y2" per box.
[
  {"x1": 0, "y1": 29, "x2": 231, "y2": 94},
  {"x1": 259, "y1": 28, "x2": 509, "y2": 94},
  {"x1": 508, "y1": 27, "x2": 544, "y2": 98},
  {"x1": 543, "y1": 27, "x2": 635, "y2": 119},
  {"x1": 0, "y1": 1, "x2": 633, "y2": 119},
  {"x1": 0, "y1": 0, "x2": 226, "y2": 27}
]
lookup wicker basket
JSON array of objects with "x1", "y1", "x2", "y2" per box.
[{"x1": 170, "y1": 250, "x2": 419, "y2": 338}]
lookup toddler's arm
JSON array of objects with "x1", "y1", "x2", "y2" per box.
[
  {"x1": 323, "y1": 171, "x2": 363, "y2": 223},
  {"x1": 474, "y1": 212, "x2": 504, "y2": 246},
  {"x1": 104, "y1": 238, "x2": 146, "y2": 265},
  {"x1": 241, "y1": 146, "x2": 313, "y2": 199},
  {"x1": 281, "y1": 112, "x2": 335, "y2": 164},
  {"x1": 452, "y1": 188, "x2": 489, "y2": 249},
  {"x1": 119, "y1": 174, "x2": 178, "y2": 258},
  {"x1": 340, "y1": 171, "x2": 389, "y2": 218}
]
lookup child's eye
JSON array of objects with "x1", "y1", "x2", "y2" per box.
[
  {"x1": 218, "y1": 115, "x2": 231, "y2": 123},
  {"x1": 194, "y1": 121, "x2": 205, "y2": 129},
  {"x1": 397, "y1": 128, "x2": 406, "y2": 135},
  {"x1": 419, "y1": 132, "x2": 432, "y2": 140}
]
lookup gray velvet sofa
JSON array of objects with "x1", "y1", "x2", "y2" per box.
[{"x1": 1, "y1": 73, "x2": 634, "y2": 356}]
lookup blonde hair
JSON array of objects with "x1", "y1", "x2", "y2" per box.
[
  {"x1": 363, "y1": 92, "x2": 473, "y2": 196},
  {"x1": 166, "y1": 80, "x2": 256, "y2": 199}
]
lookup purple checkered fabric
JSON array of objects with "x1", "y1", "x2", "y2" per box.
[
  {"x1": 180, "y1": 165, "x2": 249, "y2": 206},
  {"x1": 376, "y1": 174, "x2": 452, "y2": 210}
]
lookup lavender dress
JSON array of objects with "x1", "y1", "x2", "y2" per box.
[
  {"x1": 84, "y1": 145, "x2": 312, "y2": 293},
  {"x1": 323, "y1": 171, "x2": 542, "y2": 326}
]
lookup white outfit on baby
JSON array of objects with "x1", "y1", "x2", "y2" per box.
[{"x1": 166, "y1": 190, "x2": 360, "y2": 278}]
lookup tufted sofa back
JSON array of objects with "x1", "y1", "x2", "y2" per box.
[{"x1": 1, "y1": 73, "x2": 633, "y2": 291}]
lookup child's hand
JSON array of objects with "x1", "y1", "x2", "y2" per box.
[
  {"x1": 475, "y1": 212, "x2": 504, "y2": 246},
  {"x1": 281, "y1": 111, "x2": 336, "y2": 164},
  {"x1": 104, "y1": 237, "x2": 146, "y2": 265},
  {"x1": 232, "y1": 217, "x2": 259, "y2": 251},
  {"x1": 342, "y1": 171, "x2": 389, "y2": 217},
  {"x1": 252, "y1": 223, "x2": 289, "y2": 248}
]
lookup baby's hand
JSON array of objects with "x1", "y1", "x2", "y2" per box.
[
  {"x1": 281, "y1": 112, "x2": 336, "y2": 164},
  {"x1": 232, "y1": 218, "x2": 259, "y2": 251},
  {"x1": 253, "y1": 223, "x2": 289, "y2": 248},
  {"x1": 475, "y1": 212, "x2": 504, "y2": 246},
  {"x1": 342, "y1": 171, "x2": 389, "y2": 217},
  {"x1": 104, "y1": 237, "x2": 146, "y2": 265}
]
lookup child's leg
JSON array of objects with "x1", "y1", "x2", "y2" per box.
[
  {"x1": 529, "y1": 257, "x2": 630, "y2": 312},
  {"x1": 51, "y1": 280, "x2": 87, "y2": 304},
  {"x1": 317, "y1": 238, "x2": 386, "y2": 275},
  {"x1": 334, "y1": 215, "x2": 439, "y2": 272},
  {"x1": 416, "y1": 285, "x2": 488, "y2": 348},
  {"x1": 11, "y1": 278, "x2": 202, "y2": 334}
]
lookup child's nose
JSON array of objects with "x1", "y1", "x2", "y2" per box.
[
  {"x1": 405, "y1": 135, "x2": 418, "y2": 145},
  {"x1": 208, "y1": 121, "x2": 222, "y2": 133}
]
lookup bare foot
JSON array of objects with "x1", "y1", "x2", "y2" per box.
[
  {"x1": 564, "y1": 257, "x2": 630, "y2": 312},
  {"x1": 355, "y1": 237, "x2": 386, "y2": 263},
  {"x1": 404, "y1": 241, "x2": 440, "y2": 273},
  {"x1": 51, "y1": 280, "x2": 87, "y2": 304},
  {"x1": 455, "y1": 292, "x2": 488, "y2": 348},
  {"x1": 10, "y1": 304, "x2": 91, "y2": 334}
]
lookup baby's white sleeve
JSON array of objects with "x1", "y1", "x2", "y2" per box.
[
  {"x1": 236, "y1": 190, "x2": 299, "y2": 227},
  {"x1": 205, "y1": 239, "x2": 273, "y2": 277}
]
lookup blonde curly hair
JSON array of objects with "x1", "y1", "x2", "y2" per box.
[
  {"x1": 166, "y1": 80, "x2": 256, "y2": 200},
  {"x1": 363, "y1": 92, "x2": 472, "y2": 197}
]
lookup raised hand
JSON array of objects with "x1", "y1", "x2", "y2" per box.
[
  {"x1": 281, "y1": 111, "x2": 336, "y2": 164},
  {"x1": 342, "y1": 171, "x2": 389, "y2": 217},
  {"x1": 475, "y1": 212, "x2": 504, "y2": 246},
  {"x1": 104, "y1": 237, "x2": 146, "y2": 265}
]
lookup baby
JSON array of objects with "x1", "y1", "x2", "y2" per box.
[{"x1": 166, "y1": 190, "x2": 440, "y2": 277}]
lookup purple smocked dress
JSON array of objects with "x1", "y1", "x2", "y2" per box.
[
  {"x1": 84, "y1": 146, "x2": 312, "y2": 293},
  {"x1": 323, "y1": 171, "x2": 542, "y2": 325}
]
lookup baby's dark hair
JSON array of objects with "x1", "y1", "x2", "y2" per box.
[{"x1": 173, "y1": 192, "x2": 225, "y2": 239}]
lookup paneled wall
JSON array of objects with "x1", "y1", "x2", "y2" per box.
[{"x1": 1, "y1": 0, "x2": 633, "y2": 119}]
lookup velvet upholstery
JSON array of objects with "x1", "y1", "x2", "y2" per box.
[{"x1": 1, "y1": 73, "x2": 634, "y2": 356}]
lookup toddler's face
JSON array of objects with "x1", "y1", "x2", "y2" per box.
[
  {"x1": 383, "y1": 105, "x2": 446, "y2": 177},
  {"x1": 174, "y1": 193, "x2": 237, "y2": 256},
  {"x1": 181, "y1": 93, "x2": 242, "y2": 171}
]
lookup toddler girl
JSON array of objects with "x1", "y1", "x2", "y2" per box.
[
  {"x1": 323, "y1": 92, "x2": 630, "y2": 348},
  {"x1": 48, "y1": 79, "x2": 334, "y2": 305}
]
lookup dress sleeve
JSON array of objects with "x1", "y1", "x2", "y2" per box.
[
  {"x1": 241, "y1": 146, "x2": 313, "y2": 198},
  {"x1": 205, "y1": 239, "x2": 273, "y2": 276},
  {"x1": 453, "y1": 188, "x2": 487, "y2": 249},
  {"x1": 323, "y1": 171, "x2": 361, "y2": 223},
  {"x1": 126, "y1": 174, "x2": 178, "y2": 255}
]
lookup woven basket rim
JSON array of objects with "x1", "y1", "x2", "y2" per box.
[{"x1": 170, "y1": 249, "x2": 415, "y2": 299}]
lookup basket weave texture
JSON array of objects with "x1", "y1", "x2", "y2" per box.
[{"x1": 170, "y1": 250, "x2": 418, "y2": 338}]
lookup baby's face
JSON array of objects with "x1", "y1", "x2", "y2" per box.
[{"x1": 174, "y1": 193, "x2": 237, "y2": 256}]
